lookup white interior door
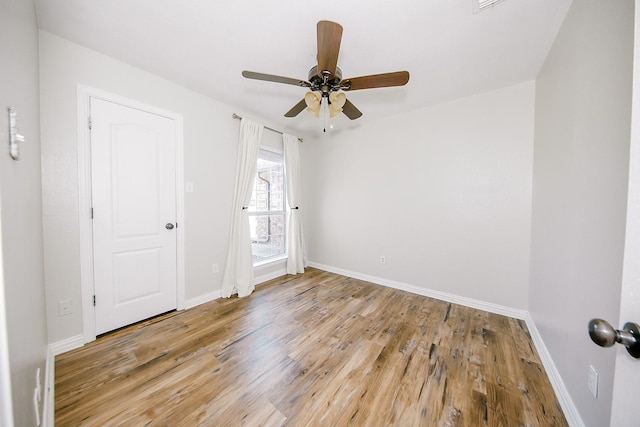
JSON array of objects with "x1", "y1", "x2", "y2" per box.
[
  {"x1": 610, "y1": 3, "x2": 640, "y2": 425},
  {"x1": 90, "y1": 97, "x2": 177, "y2": 335}
]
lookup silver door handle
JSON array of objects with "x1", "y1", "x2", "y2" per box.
[
  {"x1": 165, "y1": 223, "x2": 175, "y2": 230},
  {"x1": 588, "y1": 318, "x2": 640, "y2": 358}
]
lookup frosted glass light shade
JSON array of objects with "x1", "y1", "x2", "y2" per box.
[
  {"x1": 305, "y1": 91, "x2": 322, "y2": 117},
  {"x1": 328, "y1": 91, "x2": 346, "y2": 117},
  {"x1": 329, "y1": 91, "x2": 346, "y2": 108}
]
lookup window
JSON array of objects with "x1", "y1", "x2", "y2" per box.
[{"x1": 248, "y1": 148, "x2": 286, "y2": 263}]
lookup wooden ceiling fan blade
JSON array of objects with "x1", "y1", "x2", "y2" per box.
[
  {"x1": 285, "y1": 98, "x2": 308, "y2": 117},
  {"x1": 242, "y1": 70, "x2": 311, "y2": 87},
  {"x1": 316, "y1": 20, "x2": 343, "y2": 77},
  {"x1": 341, "y1": 71, "x2": 410, "y2": 91},
  {"x1": 342, "y1": 99, "x2": 362, "y2": 120}
]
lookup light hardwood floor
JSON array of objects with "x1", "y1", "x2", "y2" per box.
[{"x1": 55, "y1": 268, "x2": 567, "y2": 426}]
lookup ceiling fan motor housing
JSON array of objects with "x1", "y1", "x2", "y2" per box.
[{"x1": 308, "y1": 66, "x2": 345, "y2": 97}]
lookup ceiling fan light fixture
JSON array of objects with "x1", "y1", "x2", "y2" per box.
[
  {"x1": 328, "y1": 91, "x2": 346, "y2": 118},
  {"x1": 241, "y1": 20, "x2": 409, "y2": 122},
  {"x1": 329, "y1": 91, "x2": 346, "y2": 108},
  {"x1": 305, "y1": 91, "x2": 322, "y2": 117}
]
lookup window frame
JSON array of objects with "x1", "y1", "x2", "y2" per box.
[{"x1": 248, "y1": 146, "x2": 287, "y2": 266}]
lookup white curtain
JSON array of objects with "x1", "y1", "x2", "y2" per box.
[
  {"x1": 221, "y1": 118, "x2": 264, "y2": 297},
  {"x1": 283, "y1": 134, "x2": 305, "y2": 274}
]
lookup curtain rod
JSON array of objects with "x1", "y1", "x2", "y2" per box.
[{"x1": 232, "y1": 113, "x2": 303, "y2": 142}]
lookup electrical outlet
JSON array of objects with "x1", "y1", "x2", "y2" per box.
[
  {"x1": 212, "y1": 264, "x2": 219, "y2": 273},
  {"x1": 380, "y1": 256, "x2": 386, "y2": 264},
  {"x1": 58, "y1": 299, "x2": 72, "y2": 316},
  {"x1": 588, "y1": 365, "x2": 599, "y2": 398}
]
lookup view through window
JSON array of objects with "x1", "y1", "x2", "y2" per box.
[{"x1": 248, "y1": 149, "x2": 286, "y2": 263}]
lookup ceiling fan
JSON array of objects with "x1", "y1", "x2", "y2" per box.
[{"x1": 242, "y1": 20, "x2": 410, "y2": 120}]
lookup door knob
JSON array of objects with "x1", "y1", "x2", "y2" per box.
[
  {"x1": 588, "y1": 318, "x2": 640, "y2": 358},
  {"x1": 165, "y1": 223, "x2": 175, "y2": 230}
]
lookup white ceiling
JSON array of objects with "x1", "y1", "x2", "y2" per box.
[{"x1": 35, "y1": 0, "x2": 573, "y2": 138}]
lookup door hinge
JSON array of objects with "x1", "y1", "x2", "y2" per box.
[
  {"x1": 93, "y1": 295, "x2": 96, "y2": 306},
  {"x1": 91, "y1": 207, "x2": 94, "y2": 219},
  {"x1": 88, "y1": 117, "x2": 92, "y2": 130}
]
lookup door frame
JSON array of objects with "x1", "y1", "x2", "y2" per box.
[
  {"x1": 0, "y1": 197, "x2": 14, "y2": 426},
  {"x1": 610, "y1": 1, "x2": 640, "y2": 423},
  {"x1": 77, "y1": 85, "x2": 185, "y2": 343}
]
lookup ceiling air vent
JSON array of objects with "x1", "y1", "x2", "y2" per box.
[{"x1": 473, "y1": 0, "x2": 507, "y2": 13}]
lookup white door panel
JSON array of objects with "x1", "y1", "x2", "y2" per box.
[
  {"x1": 610, "y1": 4, "x2": 640, "y2": 424},
  {"x1": 91, "y1": 97, "x2": 177, "y2": 335}
]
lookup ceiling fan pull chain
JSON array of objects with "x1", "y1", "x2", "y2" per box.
[{"x1": 323, "y1": 97, "x2": 327, "y2": 133}]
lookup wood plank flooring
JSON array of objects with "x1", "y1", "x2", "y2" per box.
[{"x1": 55, "y1": 268, "x2": 567, "y2": 426}]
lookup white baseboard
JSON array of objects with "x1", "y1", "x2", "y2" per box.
[
  {"x1": 43, "y1": 334, "x2": 84, "y2": 427},
  {"x1": 307, "y1": 261, "x2": 583, "y2": 426},
  {"x1": 524, "y1": 313, "x2": 585, "y2": 427},
  {"x1": 50, "y1": 334, "x2": 84, "y2": 357},
  {"x1": 255, "y1": 267, "x2": 288, "y2": 285},
  {"x1": 184, "y1": 290, "x2": 221, "y2": 310},
  {"x1": 307, "y1": 261, "x2": 527, "y2": 319},
  {"x1": 183, "y1": 268, "x2": 287, "y2": 310}
]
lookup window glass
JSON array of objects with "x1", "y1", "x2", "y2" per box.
[{"x1": 248, "y1": 149, "x2": 286, "y2": 263}]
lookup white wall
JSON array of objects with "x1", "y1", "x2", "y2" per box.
[
  {"x1": 39, "y1": 31, "x2": 288, "y2": 343},
  {"x1": 530, "y1": 1, "x2": 634, "y2": 426},
  {"x1": 0, "y1": 1, "x2": 48, "y2": 425},
  {"x1": 301, "y1": 81, "x2": 535, "y2": 309}
]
